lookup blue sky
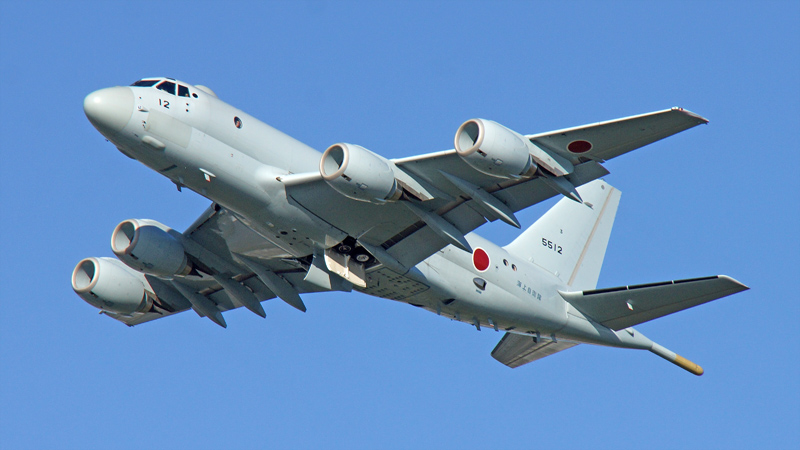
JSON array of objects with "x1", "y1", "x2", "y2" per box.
[{"x1": 1, "y1": 1, "x2": 798, "y2": 448}]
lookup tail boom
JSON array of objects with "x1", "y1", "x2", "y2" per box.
[{"x1": 650, "y1": 342, "x2": 704, "y2": 376}]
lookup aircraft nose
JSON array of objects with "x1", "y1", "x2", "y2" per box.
[{"x1": 83, "y1": 87, "x2": 134, "y2": 133}]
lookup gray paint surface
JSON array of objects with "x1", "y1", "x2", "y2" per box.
[{"x1": 73, "y1": 78, "x2": 748, "y2": 374}]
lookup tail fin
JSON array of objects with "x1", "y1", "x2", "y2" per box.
[{"x1": 504, "y1": 180, "x2": 621, "y2": 290}]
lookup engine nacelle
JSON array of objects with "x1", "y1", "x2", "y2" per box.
[
  {"x1": 454, "y1": 118, "x2": 534, "y2": 179},
  {"x1": 111, "y1": 219, "x2": 190, "y2": 277},
  {"x1": 71, "y1": 257, "x2": 153, "y2": 315},
  {"x1": 319, "y1": 143, "x2": 401, "y2": 203}
]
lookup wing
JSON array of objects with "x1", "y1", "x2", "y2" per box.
[
  {"x1": 102, "y1": 204, "x2": 326, "y2": 327},
  {"x1": 286, "y1": 158, "x2": 608, "y2": 267},
  {"x1": 526, "y1": 107, "x2": 708, "y2": 163},
  {"x1": 286, "y1": 108, "x2": 706, "y2": 271},
  {"x1": 558, "y1": 275, "x2": 749, "y2": 331},
  {"x1": 491, "y1": 333, "x2": 579, "y2": 368}
]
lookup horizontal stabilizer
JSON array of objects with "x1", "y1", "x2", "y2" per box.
[
  {"x1": 491, "y1": 333, "x2": 578, "y2": 368},
  {"x1": 560, "y1": 275, "x2": 749, "y2": 330}
]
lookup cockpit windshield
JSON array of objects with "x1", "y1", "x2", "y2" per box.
[
  {"x1": 130, "y1": 79, "x2": 159, "y2": 87},
  {"x1": 156, "y1": 81, "x2": 176, "y2": 95},
  {"x1": 130, "y1": 78, "x2": 198, "y2": 98}
]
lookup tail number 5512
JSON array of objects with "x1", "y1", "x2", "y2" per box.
[{"x1": 542, "y1": 238, "x2": 563, "y2": 255}]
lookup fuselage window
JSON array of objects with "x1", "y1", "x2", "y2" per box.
[
  {"x1": 156, "y1": 81, "x2": 176, "y2": 95},
  {"x1": 178, "y1": 85, "x2": 191, "y2": 97},
  {"x1": 131, "y1": 79, "x2": 159, "y2": 87}
]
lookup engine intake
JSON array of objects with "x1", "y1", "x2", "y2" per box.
[
  {"x1": 71, "y1": 257, "x2": 153, "y2": 315},
  {"x1": 455, "y1": 119, "x2": 534, "y2": 179},
  {"x1": 320, "y1": 143, "x2": 401, "y2": 203},
  {"x1": 111, "y1": 219, "x2": 191, "y2": 277}
]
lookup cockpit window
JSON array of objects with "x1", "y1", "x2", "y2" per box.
[
  {"x1": 131, "y1": 79, "x2": 159, "y2": 87},
  {"x1": 178, "y1": 84, "x2": 190, "y2": 97},
  {"x1": 156, "y1": 81, "x2": 176, "y2": 95}
]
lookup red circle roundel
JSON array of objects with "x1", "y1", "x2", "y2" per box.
[
  {"x1": 567, "y1": 140, "x2": 592, "y2": 153},
  {"x1": 473, "y1": 248, "x2": 490, "y2": 272}
]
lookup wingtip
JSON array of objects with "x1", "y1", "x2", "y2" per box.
[
  {"x1": 671, "y1": 107, "x2": 709, "y2": 124},
  {"x1": 718, "y1": 275, "x2": 750, "y2": 291}
]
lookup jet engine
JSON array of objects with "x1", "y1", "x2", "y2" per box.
[
  {"x1": 71, "y1": 257, "x2": 153, "y2": 314},
  {"x1": 454, "y1": 119, "x2": 534, "y2": 179},
  {"x1": 319, "y1": 143, "x2": 401, "y2": 203},
  {"x1": 111, "y1": 219, "x2": 191, "y2": 277}
]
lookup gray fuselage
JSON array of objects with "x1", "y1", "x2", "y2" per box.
[{"x1": 85, "y1": 79, "x2": 651, "y2": 351}]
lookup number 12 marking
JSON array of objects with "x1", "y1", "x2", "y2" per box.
[{"x1": 542, "y1": 238, "x2": 563, "y2": 254}]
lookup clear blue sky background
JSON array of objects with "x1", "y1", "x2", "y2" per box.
[{"x1": 1, "y1": 1, "x2": 798, "y2": 449}]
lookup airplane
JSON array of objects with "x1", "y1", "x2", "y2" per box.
[{"x1": 73, "y1": 77, "x2": 748, "y2": 375}]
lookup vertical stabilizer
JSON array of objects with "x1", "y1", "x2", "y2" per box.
[{"x1": 504, "y1": 180, "x2": 621, "y2": 290}]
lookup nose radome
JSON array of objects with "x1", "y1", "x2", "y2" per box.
[{"x1": 83, "y1": 87, "x2": 134, "y2": 133}]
